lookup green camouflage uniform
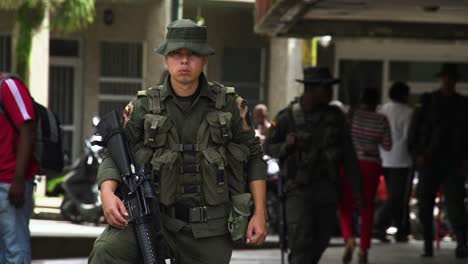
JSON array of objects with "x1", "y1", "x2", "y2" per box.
[
  {"x1": 89, "y1": 19, "x2": 266, "y2": 264},
  {"x1": 264, "y1": 67, "x2": 362, "y2": 264}
]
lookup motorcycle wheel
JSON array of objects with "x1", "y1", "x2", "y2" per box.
[{"x1": 60, "y1": 196, "x2": 84, "y2": 224}]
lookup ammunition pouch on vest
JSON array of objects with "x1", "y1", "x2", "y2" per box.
[
  {"x1": 287, "y1": 101, "x2": 343, "y2": 185},
  {"x1": 137, "y1": 84, "x2": 250, "y2": 212},
  {"x1": 228, "y1": 193, "x2": 252, "y2": 242}
]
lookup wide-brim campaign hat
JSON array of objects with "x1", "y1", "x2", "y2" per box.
[
  {"x1": 156, "y1": 19, "x2": 215, "y2": 56},
  {"x1": 296, "y1": 66, "x2": 340, "y2": 85},
  {"x1": 435, "y1": 63, "x2": 460, "y2": 79}
]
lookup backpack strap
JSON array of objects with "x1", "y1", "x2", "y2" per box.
[{"x1": 289, "y1": 99, "x2": 304, "y2": 130}]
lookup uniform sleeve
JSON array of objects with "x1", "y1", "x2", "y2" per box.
[
  {"x1": 123, "y1": 96, "x2": 148, "y2": 144},
  {"x1": 1, "y1": 78, "x2": 36, "y2": 127},
  {"x1": 380, "y1": 115, "x2": 392, "y2": 151},
  {"x1": 263, "y1": 110, "x2": 291, "y2": 159},
  {"x1": 228, "y1": 96, "x2": 266, "y2": 182},
  {"x1": 97, "y1": 150, "x2": 122, "y2": 187},
  {"x1": 339, "y1": 112, "x2": 362, "y2": 197}
]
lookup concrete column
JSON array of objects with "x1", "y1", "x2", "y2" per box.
[
  {"x1": 82, "y1": 20, "x2": 100, "y2": 138},
  {"x1": 28, "y1": 9, "x2": 49, "y2": 106},
  {"x1": 145, "y1": 0, "x2": 171, "y2": 86},
  {"x1": 268, "y1": 38, "x2": 303, "y2": 116}
]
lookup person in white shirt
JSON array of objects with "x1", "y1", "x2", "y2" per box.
[{"x1": 374, "y1": 81, "x2": 413, "y2": 242}]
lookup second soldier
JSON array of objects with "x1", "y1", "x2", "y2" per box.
[{"x1": 264, "y1": 67, "x2": 362, "y2": 264}]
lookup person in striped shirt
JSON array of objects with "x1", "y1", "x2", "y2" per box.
[{"x1": 339, "y1": 88, "x2": 392, "y2": 264}]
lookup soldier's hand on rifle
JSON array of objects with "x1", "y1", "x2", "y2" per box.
[
  {"x1": 246, "y1": 212, "x2": 268, "y2": 246},
  {"x1": 100, "y1": 180, "x2": 129, "y2": 229}
]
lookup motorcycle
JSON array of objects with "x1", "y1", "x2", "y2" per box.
[{"x1": 59, "y1": 117, "x2": 104, "y2": 225}]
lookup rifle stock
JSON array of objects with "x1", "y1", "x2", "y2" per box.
[
  {"x1": 96, "y1": 110, "x2": 169, "y2": 264},
  {"x1": 277, "y1": 172, "x2": 288, "y2": 264}
]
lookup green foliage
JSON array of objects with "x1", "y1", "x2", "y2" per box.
[
  {"x1": 50, "y1": 0, "x2": 95, "y2": 33},
  {"x1": 5, "y1": 0, "x2": 96, "y2": 81},
  {"x1": 15, "y1": 0, "x2": 47, "y2": 81},
  {"x1": 17, "y1": 0, "x2": 47, "y2": 30},
  {"x1": 0, "y1": 0, "x2": 27, "y2": 9}
]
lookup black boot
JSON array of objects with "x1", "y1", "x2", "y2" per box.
[
  {"x1": 421, "y1": 240, "x2": 433, "y2": 257},
  {"x1": 455, "y1": 231, "x2": 468, "y2": 259}
]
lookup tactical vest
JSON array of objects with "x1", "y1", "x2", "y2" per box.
[
  {"x1": 131, "y1": 83, "x2": 250, "y2": 209},
  {"x1": 287, "y1": 100, "x2": 343, "y2": 185}
]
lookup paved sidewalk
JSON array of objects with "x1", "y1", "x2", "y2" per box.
[
  {"x1": 231, "y1": 240, "x2": 465, "y2": 264},
  {"x1": 33, "y1": 240, "x2": 466, "y2": 264}
]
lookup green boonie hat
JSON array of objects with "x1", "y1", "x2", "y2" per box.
[{"x1": 156, "y1": 19, "x2": 215, "y2": 56}]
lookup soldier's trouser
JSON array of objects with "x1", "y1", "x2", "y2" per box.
[
  {"x1": 417, "y1": 161, "x2": 467, "y2": 249},
  {"x1": 88, "y1": 224, "x2": 233, "y2": 264},
  {"x1": 286, "y1": 194, "x2": 336, "y2": 264}
]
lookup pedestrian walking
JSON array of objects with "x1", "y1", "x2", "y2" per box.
[
  {"x1": 374, "y1": 82, "x2": 413, "y2": 242},
  {"x1": 264, "y1": 67, "x2": 362, "y2": 264},
  {"x1": 339, "y1": 87, "x2": 392, "y2": 264},
  {"x1": 0, "y1": 73, "x2": 38, "y2": 264},
  {"x1": 408, "y1": 63, "x2": 468, "y2": 259}
]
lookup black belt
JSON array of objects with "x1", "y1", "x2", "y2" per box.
[
  {"x1": 162, "y1": 204, "x2": 229, "y2": 223},
  {"x1": 180, "y1": 164, "x2": 200, "y2": 174}
]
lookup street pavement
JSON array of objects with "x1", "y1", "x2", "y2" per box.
[
  {"x1": 230, "y1": 240, "x2": 466, "y2": 264},
  {"x1": 32, "y1": 239, "x2": 466, "y2": 264}
]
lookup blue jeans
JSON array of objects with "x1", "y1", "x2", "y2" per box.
[{"x1": 0, "y1": 179, "x2": 34, "y2": 264}]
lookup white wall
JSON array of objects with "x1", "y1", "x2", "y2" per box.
[{"x1": 268, "y1": 38, "x2": 303, "y2": 117}]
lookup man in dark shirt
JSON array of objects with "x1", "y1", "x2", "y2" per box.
[{"x1": 409, "y1": 63, "x2": 468, "y2": 259}]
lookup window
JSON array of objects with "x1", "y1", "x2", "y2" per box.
[
  {"x1": 0, "y1": 34, "x2": 12, "y2": 72},
  {"x1": 99, "y1": 42, "x2": 143, "y2": 116},
  {"x1": 50, "y1": 39, "x2": 79, "y2": 57},
  {"x1": 390, "y1": 61, "x2": 468, "y2": 83},
  {"x1": 338, "y1": 59, "x2": 383, "y2": 107},
  {"x1": 222, "y1": 48, "x2": 263, "y2": 107},
  {"x1": 49, "y1": 65, "x2": 75, "y2": 160},
  {"x1": 48, "y1": 38, "x2": 81, "y2": 163}
]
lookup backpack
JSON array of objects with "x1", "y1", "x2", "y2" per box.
[{"x1": 0, "y1": 75, "x2": 64, "y2": 173}]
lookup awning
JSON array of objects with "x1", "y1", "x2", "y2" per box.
[{"x1": 255, "y1": 0, "x2": 468, "y2": 39}]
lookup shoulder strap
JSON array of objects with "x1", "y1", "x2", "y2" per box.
[
  {"x1": 290, "y1": 100, "x2": 305, "y2": 128},
  {"x1": 145, "y1": 85, "x2": 165, "y2": 114},
  {"x1": 212, "y1": 82, "x2": 226, "y2": 110},
  {"x1": 209, "y1": 82, "x2": 235, "y2": 110}
]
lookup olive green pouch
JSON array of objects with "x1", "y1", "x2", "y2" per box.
[{"x1": 228, "y1": 193, "x2": 252, "y2": 242}]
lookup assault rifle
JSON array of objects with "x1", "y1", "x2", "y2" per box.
[
  {"x1": 277, "y1": 171, "x2": 288, "y2": 264},
  {"x1": 94, "y1": 110, "x2": 171, "y2": 264}
]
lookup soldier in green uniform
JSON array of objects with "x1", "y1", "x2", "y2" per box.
[
  {"x1": 88, "y1": 19, "x2": 267, "y2": 264},
  {"x1": 264, "y1": 67, "x2": 362, "y2": 264}
]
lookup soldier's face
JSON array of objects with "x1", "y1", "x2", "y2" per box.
[
  {"x1": 303, "y1": 84, "x2": 333, "y2": 111},
  {"x1": 165, "y1": 48, "x2": 207, "y2": 85},
  {"x1": 441, "y1": 74, "x2": 457, "y2": 89}
]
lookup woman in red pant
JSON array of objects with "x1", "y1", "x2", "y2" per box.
[{"x1": 339, "y1": 88, "x2": 392, "y2": 264}]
